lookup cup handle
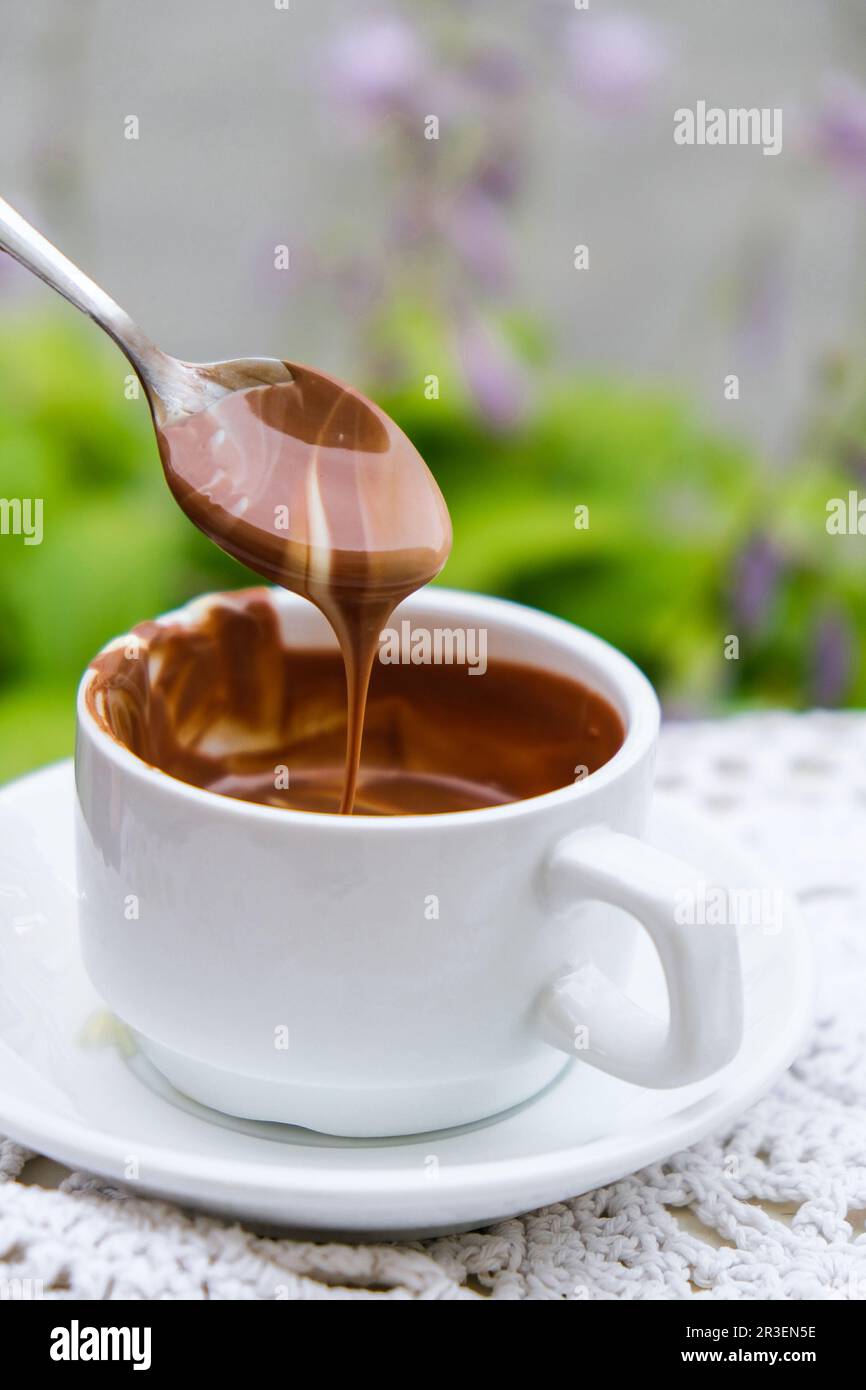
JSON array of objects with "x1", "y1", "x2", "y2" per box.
[{"x1": 538, "y1": 826, "x2": 744, "y2": 1087}]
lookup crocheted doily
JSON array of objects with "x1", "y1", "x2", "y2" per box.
[{"x1": 1, "y1": 713, "x2": 864, "y2": 1300}]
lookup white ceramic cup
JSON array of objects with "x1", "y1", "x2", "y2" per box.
[{"x1": 75, "y1": 587, "x2": 744, "y2": 1138}]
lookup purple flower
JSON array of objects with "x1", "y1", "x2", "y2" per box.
[
  {"x1": 568, "y1": 13, "x2": 668, "y2": 112},
  {"x1": 442, "y1": 188, "x2": 513, "y2": 291},
  {"x1": 474, "y1": 151, "x2": 522, "y2": 204},
  {"x1": 813, "y1": 75, "x2": 866, "y2": 186},
  {"x1": 810, "y1": 610, "x2": 854, "y2": 707},
  {"x1": 731, "y1": 533, "x2": 782, "y2": 633},
  {"x1": 325, "y1": 16, "x2": 423, "y2": 119},
  {"x1": 455, "y1": 314, "x2": 529, "y2": 433},
  {"x1": 464, "y1": 45, "x2": 526, "y2": 100}
]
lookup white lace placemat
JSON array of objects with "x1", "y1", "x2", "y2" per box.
[{"x1": 1, "y1": 712, "x2": 864, "y2": 1300}]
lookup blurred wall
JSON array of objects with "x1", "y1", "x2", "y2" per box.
[{"x1": 1, "y1": 0, "x2": 865, "y2": 459}]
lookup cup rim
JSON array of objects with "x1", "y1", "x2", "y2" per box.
[{"x1": 76, "y1": 586, "x2": 660, "y2": 831}]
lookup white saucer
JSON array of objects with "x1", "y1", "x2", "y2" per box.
[{"x1": 0, "y1": 762, "x2": 811, "y2": 1238}]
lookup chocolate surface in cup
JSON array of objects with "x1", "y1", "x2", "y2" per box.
[
  {"x1": 155, "y1": 367, "x2": 452, "y2": 813},
  {"x1": 85, "y1": 591, "x2": 625, "y2": 816}
]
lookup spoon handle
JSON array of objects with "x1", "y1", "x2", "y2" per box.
[{"x1": 0, "y1": 195, "x2": 171, "y2": 389}]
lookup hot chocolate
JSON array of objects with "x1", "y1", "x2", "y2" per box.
[{"x1": 85, "y1": 590, "x2": 625, "y2": 816}]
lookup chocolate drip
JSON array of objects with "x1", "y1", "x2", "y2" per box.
[{"x1": 155, "y1": 367, "x2": 451, "y2": 812}]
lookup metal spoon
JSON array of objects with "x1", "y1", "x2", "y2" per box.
[{"x1": 0, "y1": 195, "x2": 293, "y2": 425}]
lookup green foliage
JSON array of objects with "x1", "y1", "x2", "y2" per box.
[
  {"x1": 378, "y1": 369, "x2": 864, "y2": 711},
  {"x1": 0, "y1": 312, "x2": 255, "y2": 780},
  {"x1": 0, "y1": 310, "x2": 861, "y2": 783}
]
